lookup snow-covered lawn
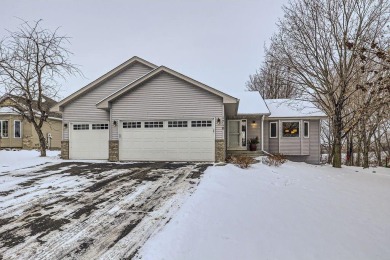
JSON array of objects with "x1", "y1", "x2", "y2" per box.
[
  {"x1": 137, "y1": 161, "x2": 390, "y2": 260},
  {"x1": 0, "y1": 150, "x2": 61, "y2": 172}
]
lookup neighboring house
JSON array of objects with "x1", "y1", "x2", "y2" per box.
[
  {"x1": 0, "y1": 95, "x2": 62, "y2": 150},
  {"x1": 51, "y1": 56, "x2": 326, "y2": 164}
]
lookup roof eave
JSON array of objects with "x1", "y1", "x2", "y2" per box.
[
  {"x1": 237, "y1": 112, "x2": 271, "y2": 116},
  {"x1": 266, "y1": 116, "x2": 327, "y2": 120}
]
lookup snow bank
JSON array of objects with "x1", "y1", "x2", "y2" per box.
[{"x1": 138, "y1": 161, "x2": 390, "y2": 260}]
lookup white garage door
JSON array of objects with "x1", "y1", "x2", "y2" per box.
[
  {"x1": 119, "y1": 119, "x2": 215, "y2": 161},
  {"x1": 69, "y1": 122, "x2": 109, "y2": 160}
]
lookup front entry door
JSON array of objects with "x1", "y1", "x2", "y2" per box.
[{"x1": 228, "y1": 120, "x2": 247, "y2": 149}]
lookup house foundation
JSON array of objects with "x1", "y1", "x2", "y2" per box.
[
  {"x1": 109, "y1": 140, "x2": 119, "y2": 162},
  {"x1": 215, "y1": 139, "x2": 225, "y2": 162},
  {"x1": 61, "y1": 141, "x2": 69, "y2": 159}
]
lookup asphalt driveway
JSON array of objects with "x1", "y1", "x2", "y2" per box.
[{"x1": 0, "y1": 161, "x2": 211, "y2": 259}]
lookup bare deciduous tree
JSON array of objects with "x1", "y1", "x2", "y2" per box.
[
  {"x1": 0, "y1": 20, "x2": 80, "y2": 156},
  {"x1": 263, "y1": 0, "x2": 390, "y2": 167},
  {"x1": 246, "y1": 47, "x2": 301, "y2": 99}
]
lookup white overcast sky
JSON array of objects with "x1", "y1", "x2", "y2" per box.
[{"x1": 0, "y1": 0, "x2": 286, "y2": 99}]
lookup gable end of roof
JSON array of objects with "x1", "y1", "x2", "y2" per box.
[
  {"x1": 96, "y1": 66, "x2": 238, "y2": 109},
  {"x1": 51, "y1": 56, "x2": 157, "y2": 112}
]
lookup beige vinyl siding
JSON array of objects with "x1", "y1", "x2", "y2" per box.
[
  {"x1": 31, "y1": 120, "x2": 62, "y2": 149},
  {"x1": 111, "y1": 72, "x2": 224, "y2": 140},
  {"x1": 62, "y1": 62, "x2": 153, "y2": 140},
  {"x1": 0, "y1": 115, "x2": 61, "y2": 149},
  {"x1": 0, "y1": 115, "x2": 23, "y2": 148}
]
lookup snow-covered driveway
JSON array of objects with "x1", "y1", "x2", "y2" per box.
[{"x1": 0, "y1": 159, "x2": 210, "y2": 259}]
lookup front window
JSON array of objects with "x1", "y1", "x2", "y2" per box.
[
  {"x1": 1, "y1": 120, "x2": 9, "y2": 138},
  {"x1": 282, "y1": 122, "x2": 300, "y2": 137},
  {"x1": 14, "y1": 120, "x2": 21, "y2": 138}
]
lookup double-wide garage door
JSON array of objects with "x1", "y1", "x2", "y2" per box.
[
  {"x1": 119, "y1": 119, "x2": 215, "y2": 161},
  {"x1": 69, "y1": 122, "x2": 109, "y2": 160}
]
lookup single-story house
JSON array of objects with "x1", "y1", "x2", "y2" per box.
[
  {"x1": 51, "y1": 56, "x2": 326, "y2": 164},
  {"x1": 0, "y1": 95, "x2": 62, "y2": 150}
]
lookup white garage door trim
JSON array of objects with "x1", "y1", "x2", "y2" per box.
[
  {"x1": 69, "y1": 122, "x2": 109, "y2": 160},
  {"x1": 119, "y1": 119, "x2": 215, "y2": 162}
]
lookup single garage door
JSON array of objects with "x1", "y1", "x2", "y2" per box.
[
  {"x1": 119, "y1": 119, "x2": 215, "y2": 161},
  {"x1": 69, "y1": 122, "x2": 109, "y2": 160}
]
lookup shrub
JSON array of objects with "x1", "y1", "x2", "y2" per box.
[
  {"x1": 262, "y1": 153, "x2": 287, "y2": 167},
  {"x1": 227, "y1": 155, "x2": 256, "y2": 169}
]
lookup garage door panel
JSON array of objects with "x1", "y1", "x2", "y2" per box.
[
  {"x1": 119, "y1": 120, "x2": 215, "y2": 161},
  {"x1": 70, "y1": 123, "x2": 109, "y2": 160}
]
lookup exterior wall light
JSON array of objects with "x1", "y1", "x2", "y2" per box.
[
  {"x1": 217, "y1": 118, "x2": 221, "y2": 125},
  {"x1": 113, "y1": 120, "x2": 118, "y2": 127},
  {"x1": 63, "y1": 123, "x2": 68, "y2": 129}
]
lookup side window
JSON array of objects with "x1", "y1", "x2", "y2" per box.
[
  {"x1": 304, "y1": 121, "x2": 309, "y2": 138},
  {"x1": 14, "y1": 120, "x2": 21, "y2": 138},
  {"x1": 270, "y1": 122, "x2": 277, "y2": 138},
  {"x1": 1, "y1": 120, "x2": 9, "y2": 138}
]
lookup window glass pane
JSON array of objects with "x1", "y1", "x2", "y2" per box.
[
  {"x1": 144, "y1": 121, "x2": 164, "y2": 128},
  {"x1": 282, "y1": 122, "x2": 299, "y2": 137},
  {"x1": 123, "y1": 122, "x2": 141, "y2": 128},
  {"x1": 191, "y1": 120, "x2": 212, "y2": 127},
  {"x1": 92, "y1": 124, "x2": 109, "y2": 130},
  {"x1": 304, "y1": 122, "x2": 309, "y2": 137},
  {"x1": 270, "y1": 123, "x2": 277, "y2": 138},
  {"x1": 168, "y1": 121, "x2": 188, "y2": 128},
  {"x1": 2, "y1": 121, "x2": 9, "y2": 137},
  {"x1": 14, "y1": 121, "x2": 21, "y2": 138},
  {"x1": 73, "y1": 124, "x2": 89, "y2": 130}
]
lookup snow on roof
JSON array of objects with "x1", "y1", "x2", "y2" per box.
[
  {"x1": 265, "y1": 99, "x2": 326, "y2": 118},
  {"x1": 233, "y1": 91, "x2": 270, "y2": 114},
  {"x1": 0, "y1": 107, "x2": 18, "y2": 114}
]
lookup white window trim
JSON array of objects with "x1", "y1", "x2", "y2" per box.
[
  {"x1": 281, "y1": 120, "x2": 300, "y2": 138},
  {"x1": 0, "y1": 120, "x2": 9, "y2": 138},
  {"x1": 269, "y1": 122, "x2": 277, "y2": 138},
  {"x1": 14, "y1": 120, "x2": 22, "y2": 138},
  {"x1": 303, "y1": 121, "x2": 310, "y2": 138}
]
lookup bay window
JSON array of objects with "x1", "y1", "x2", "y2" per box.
[{"x1": 282, "y1": 121, "x2": 299, "y2": 137}]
